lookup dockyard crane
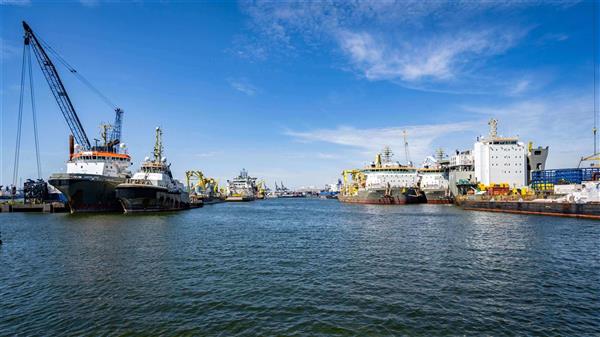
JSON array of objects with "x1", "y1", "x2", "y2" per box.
[{"x1": 22, "y1": 21, "x2": 123, "y2": 151}]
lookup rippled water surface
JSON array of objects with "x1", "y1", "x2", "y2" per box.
[{"x1": 1, "y1": 199, "x2": 599, "y2": 336}]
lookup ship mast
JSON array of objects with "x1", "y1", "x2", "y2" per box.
[
  {"x1": 381, "y1": 146, "x2": 393, "y2": 163},
  {"x1": 488, "y1": 118, "x2": 498, "y2": 139},
  {"x1": 403, "y1": 130, "x2": 412, "y2": 166},
  {"x1": 153, "y1": 127, "x2": 163, "y2": 163}
]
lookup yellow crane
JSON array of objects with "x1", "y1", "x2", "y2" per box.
[
  {"x1": 341, "y1": 169, "x2": 365, "y2": 196},
  {"x1": 185, "y1": 170, "x2": 222, "y2": 198},
  {"x1": 255, "y1": 179, "x2": 266, "y2": 199}
]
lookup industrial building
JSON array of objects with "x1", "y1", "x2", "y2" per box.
[{"x1": 473, "y1": 119, "x2": 528, "y2": 188}]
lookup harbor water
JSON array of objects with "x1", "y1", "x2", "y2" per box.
[{"x1": 1, "y1": 199, "x2": 599, "y2": 335}]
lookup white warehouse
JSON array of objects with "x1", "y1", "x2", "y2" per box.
[{"x1": 473, "y1": 119, "x2": 527, "y2": 188}]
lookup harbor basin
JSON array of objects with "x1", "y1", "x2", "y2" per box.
[{"x1": 1, "y1": 198, "x2": 599, "y2": 335}]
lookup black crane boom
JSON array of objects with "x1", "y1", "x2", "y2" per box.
[{"x1": 23, "y1": 21, "x2": 91, "y2": 150}]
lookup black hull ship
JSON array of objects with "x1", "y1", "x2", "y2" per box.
[
  {"x1": 49, "y1": 173, "x2": 125, "y2": 213},
  {"x1": 116, "y1": 127, "x2": 189, "y2": 213}
]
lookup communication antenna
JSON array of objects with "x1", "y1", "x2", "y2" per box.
[
  {"x1": 403, "y1": 130, "x2": 412, "y2": 166},
  {"x1": 488, "y1": 118, "x2": 498, "y2": 138},
  {"x1": 595, "y1": 0, "x2": 598, "y2": 157}
]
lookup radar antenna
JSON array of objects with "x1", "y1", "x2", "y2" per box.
[{"x1": 381, "y1": 146, "x2": 393, "y2": 163}]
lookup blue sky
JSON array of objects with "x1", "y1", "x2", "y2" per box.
[{"x1": 0, "y1": 0, "x2": 597, "y2": 188}]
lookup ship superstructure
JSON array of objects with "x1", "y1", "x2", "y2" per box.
[
  {"x1": 418, "y1": 149, "x2": 453, "y2": 204},
  {"x1": 49, "y1": 127, "x2": 132, "y2": 213},
  {"x1": 115, "y1": 127, "x2": 189, "y2": 212},
  {"x1": 339, "y1": 146, "x2": 426, "y2": 204}
]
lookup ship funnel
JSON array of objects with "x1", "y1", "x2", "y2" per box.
[{"x1": 69, "y1": 134, "x2": 74, "y2": 159}]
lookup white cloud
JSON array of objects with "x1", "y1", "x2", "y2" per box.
[
  {"x1": 286, "y1": 91, "x2": 592, "y2": 169},
  {"x1": 286, "y1": 121, "x2": 476, "y2": 165},
  {"x1": 337, "y1": 28, "x2": 520, "y2": 82},
  {"x1": 0, "y1": 38, "x2": 21, "y2": 60},
  {"x1": 227, "y1": 77, "x2": 258, "y2": 96},
  {"x1": 462, "y1": 93, "x2": 594, "y2": 168},
  {"x1": 79, "y1": 0, "x2": 99, "y2": 7},
  {"x1": 238, "y1": 1, "x2": 544, "y2": 93},
  {"x1": 0, "y1": 0, "x2": 31, "y2": 6},
  {"x1": 194, "y1": 151, "x2": 221, "y2": 158},
  {"x1": 508, "y1": 79, "x2": 532, "y2": 96}
]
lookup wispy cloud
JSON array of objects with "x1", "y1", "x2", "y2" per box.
[
  {"x1": 337, "y1": 28, "x2": 521, "y2": 82},
  {"x1": 286, "y1": 90, "x2": 592, "y2": 169},
  {"x1": 538, "y1": 32, "x2": 569, "y2": 44},
  {"x1": 462, "y1": 92, "x2": 594, "y2": 167},
  {"x1": 0, "y1": 38, "x2": 21, "y2": 60},
  {"x1": 237, "y1": 1, "x2": 572, "y2": 94},
  {"x1": 0, "y1": 0, "x2": 31, "y2": 6},
  {"x1": 286, "y1": 122, "x2": 476, "y2": 165},
  {"x1": 79, "y1": 0, "x2": 99, "y2": 7},
  {"x1": 194, "y1": 151, "x2": 221, "y2": 158},
  {"x1": 227, "y1": 77, "x2": 258, "y2": 96}
]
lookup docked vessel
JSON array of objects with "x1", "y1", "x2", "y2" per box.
[
  {"x1": 273, "y1": 181, "x2": 305, "y2": 198},
  {"x1": 115, "y1": 127, "x2": 189, "y2": 213},
  {"x1": 49, "y1": 129, "x2": 132, "y2": 213},
  {"x1": 419, "y1": 150, "x2": 453, "y2": 204},
  {"x1": 339, "y1": 147, "x2": 426, "y2": 205},
  {"x1": 225, "y1": 169, "x2": 257, "y2": 202},
  {"x1": 22, "y1": 22, "x2": 131, "y2": 213},
  {"x1": 185, "y1": 170, "x2": 224, "y2": 206}
]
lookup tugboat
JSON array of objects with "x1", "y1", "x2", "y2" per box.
[
  {"x1": 49, "y1": 127, "x2": 132, "y2": 213},
  {"x1": 115, "y1": 127, "x2": 189, "y2": 213},
  {"x1": 225, "y1": 169, "x2": 257, "y2": 202}
]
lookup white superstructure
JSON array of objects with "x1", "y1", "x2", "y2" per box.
[
  {"x1": 449, "y1": 150, "x2": 474, "y2": 168},
  {"x1": 227, "y1": 169, "x2": 257, "y2": 197},
  {"x1": 419, "y1": 170, "x2": 449, "y2": 191},
  {"x1": 125, "y1": 128, "x2": 185, "y2": 193},
  {"x1": 473, "y1": 119, "x2": 527, "y2": 188},
  {"x1": 364, "y1": 146, "x2": 420, "y2": 189},
  {"x1": 66, "y1": 148, "x2": 131, "y2": 178}
]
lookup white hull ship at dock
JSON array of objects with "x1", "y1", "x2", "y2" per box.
[
  {"x1": 418, "y1": 150, "x2": 453, "y2": 204},
  {"x1": 339, "y1": 147, "x2": 427, "y2": 205},
  {"x1": 116, "y1": 128, "x2": 189, "y2": 213},
  {"x1": 226, "y1": 169, "x2": 257, "y2": 202}
]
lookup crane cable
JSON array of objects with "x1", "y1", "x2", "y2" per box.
[
  {"x1": 12, "y1": 44, "x2": 26, "y2": 188},
  {"x1": 37, "y1": 36, "x2": 118, "y2": 111},
  {"x1": 27, "y1": 45, "x2": 42, "y2": 179},
  {"x1": 12, "y1": 44, "x2": 44, "y2": 189}
]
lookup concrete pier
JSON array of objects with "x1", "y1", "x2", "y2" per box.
[{"x1": 0, "y1": 202, "x2": 69, "y2": 213}]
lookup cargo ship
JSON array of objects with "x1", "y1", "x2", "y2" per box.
[
  {"x1": 115, "y1": 127, "x2": 189, "y2": 213},
  {"x1": 339, "y1": 147, "x2": 426, "y2": 205},
  {"x1": 225, "y1": 169, "x2": 257, "y2": 202},
  {"x1": 49, "y1": 130, "x2": 132, "y2": 213},
  {"x1": 419, "y1": 150, "x2": 453, "y2": 204}
]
